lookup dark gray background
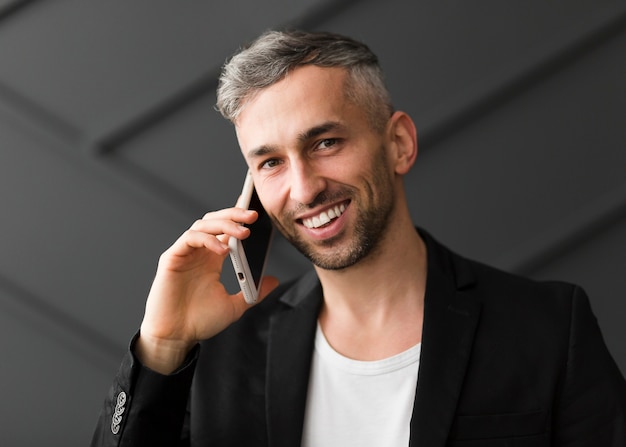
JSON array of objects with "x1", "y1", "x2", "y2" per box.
[{"x1": 0, "y1": 0, "x2": 624, "y2": 444}]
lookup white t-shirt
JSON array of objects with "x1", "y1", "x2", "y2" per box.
[{"x1": 301, "y1": 324, "x2": 421, "y2": 447}]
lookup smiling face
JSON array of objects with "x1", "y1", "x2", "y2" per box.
[{"x1": 235, "y1": 65, "x2": 401, "y2": 270}]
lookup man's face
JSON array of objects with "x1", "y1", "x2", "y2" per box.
[{"x1": 235, "y1": 66, "x2": 397, "y2": 270}]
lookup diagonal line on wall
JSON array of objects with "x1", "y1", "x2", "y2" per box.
[
  {"x1": 0, "y1": 85, "x2": 195, "y2": 225},
  {"x1": 418, "y1": 5, "x2": 626, "y2": 149},
  {"x1": 0, "y1": 271, "x2": 126, "y2": 371},
  {"x1": 497, "y1": 181, "x2": 626, "y2": 276},
  {"x1": 87, "y1": 0, "x2": 364, "y2": 155},
  {"x1": 0, "y1": 0, "x2": 39, "y2": 20},
  {"x1": 88, "y1": 2, "x2": 626, "y2": 158},
  {"x1": 0, "y1": 0, "x2": 622, "y2": 373},
  {"x1": 81, "y1": 0, "x2": 626, "y2": 286},
  {"x1": 105, "y1": 154, "x2": 209, "y2": 217},
  {"x1": 81, "y1": 2, "x2": 626, "y2": 228},
  {"x1": 91, "y1": 74, "x2": 219, "y2": 155},
  {"x1": 0, "y1": 79, "x2": 83, "y2": 146}
]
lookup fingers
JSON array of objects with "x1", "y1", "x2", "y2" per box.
[
  {"x1": 201, "y1": 207, "x2": 258, "y2": 225},
  {"x1": 190, "y1": 217, "x2": 246, "y2": 242},
  {"x1": 171, "y1": 229, "x2": 231, "y2": 256},
  {"x1": 166, "y1": 207, "x2": 258, "y2": 256}
]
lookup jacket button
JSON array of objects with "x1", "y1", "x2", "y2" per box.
[{"x1": 111, "y1": 391, "x2": 127, "y2": 435}]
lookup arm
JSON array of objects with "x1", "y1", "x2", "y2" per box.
[
  {"x1": 91, "y1": 207, "x2": 279, "y2": 446},
  {"x1": 553, "y1": 287, "x2": 626, "y2": 445},
  {"x1": 90, "y1": 336, "x2": 198, "y2": 447},
  {"x1": 137, "y1": 206, "x2": 278, "y2": 374}
]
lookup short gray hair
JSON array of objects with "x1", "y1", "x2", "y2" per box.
[{"x1": 216, "y1": 30, "x2": 394, "y2": 131}]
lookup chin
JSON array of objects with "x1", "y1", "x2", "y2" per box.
[{"x1": 302, "y1": 240, "x2": 372, "y2": 271}]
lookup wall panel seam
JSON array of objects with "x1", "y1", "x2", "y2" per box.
[
  {"x1": 0, "y1": 0, "x2": 39, "y2": 21},
  {"x1": 418, "y1": 4, "x2": 626, "y2": 149},
  {"x1": 496, "y1": 181, "x2": 626, "y2": 276},
  {"x1": 0, "y1": 97, "x2": 195, "y2": 224},
  {"x1": 87, "y1": 0, "x2": 365, "y2": 155},
  {"x1": 0, "y1": 272, "x2": 125, "y2": 370},
  {"x1": 0, "y1": 80, "x2": 82, "y2": 145}
]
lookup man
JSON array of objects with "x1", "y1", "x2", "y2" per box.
[{"x1": 92, "y1": 30, "x2": 626, "y2": 446}]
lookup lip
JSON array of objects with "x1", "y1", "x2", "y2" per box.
[
  {"x1": 296, "y1": 200, "x2": 349, "y2": 222},
  {"x1": 296, "y1": 200, "x2": 350, "y2": 239}
]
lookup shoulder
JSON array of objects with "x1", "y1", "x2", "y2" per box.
[
  {"x1": 467, "y1": 255, "x2": 580, "y2": 304},
  {"x1": 422, "y1": 228, "x2": 582, "y2": 311},
  {"x1": 423, "y1": 229, "x2": 588, "y2": 343}
]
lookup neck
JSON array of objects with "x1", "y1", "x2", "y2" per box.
[{"x1": 314, "y1": 209, "x2": 427, "y2": 360}]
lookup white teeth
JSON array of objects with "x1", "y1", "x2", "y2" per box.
[
  {"x1": 319, "y1": 212, "x2": 331, "y2": 225},
  {"x1": 302, "y1": 204, "x2": 347, "y2": 229}
]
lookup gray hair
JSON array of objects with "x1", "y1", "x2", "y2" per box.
[{"x1": 216, "y1": 30, "x2": 394, "y2": 131}]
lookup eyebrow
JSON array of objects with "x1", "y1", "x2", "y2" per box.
[
  {"x1": 247, "y1": 121, "x2": 345, "y2": 159},
  {"x1": 247, "y1": 145, "x2": 277, "y2": 159},
  {"x1": 298, "y1": 121, "x2": 344, "y2": 143}
]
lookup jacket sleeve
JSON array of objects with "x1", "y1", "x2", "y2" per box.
[
  {"x1": 553, "y1": 286, "x2": 626, "y2": 445},
  {"x1": 90, "y1": 334, "x2": 199, "y2": 447}
]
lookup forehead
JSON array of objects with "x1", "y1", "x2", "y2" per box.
[{"x1": 234, "y1": 66, "x2": 365, "y2": 151}]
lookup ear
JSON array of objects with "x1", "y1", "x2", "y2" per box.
[{"x1": 387, "y1": 111, "x2": 418, "y2": 175}]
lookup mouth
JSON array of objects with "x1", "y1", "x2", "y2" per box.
[{"x1": 300, "y1": 202, "x2": 348, "y2": 229}]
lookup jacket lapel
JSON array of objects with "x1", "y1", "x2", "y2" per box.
[
  {"x1": 410, "y1": 232, "x2": 481, "y2": 447},
  {"x1": 263, "y1": 231, "x2": 480, "y2": 447},
  {"x1": 266, "y1": 271, "x2": 323, "y2": 447}
]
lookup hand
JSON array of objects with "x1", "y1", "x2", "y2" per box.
[{"x1": 135, "y1": 207, "x2": 279, "y2": 374}]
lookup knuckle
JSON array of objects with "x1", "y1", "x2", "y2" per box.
[{"x1": 191, "y1": 219, "x2": 205, "y2": 229}]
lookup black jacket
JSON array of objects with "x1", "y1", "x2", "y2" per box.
[{"x1": 92, "y1": 230, "x2": 626, "y2": 446}]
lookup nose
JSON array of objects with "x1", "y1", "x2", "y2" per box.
[{"x1": 288, "y1": 160, "x2": 326, "y2": 206}]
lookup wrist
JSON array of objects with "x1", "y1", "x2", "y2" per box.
[{"x1": 134, "y1": 332, "x2": 196, "y2": 375}]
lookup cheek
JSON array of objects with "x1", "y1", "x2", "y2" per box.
[{"x1": 256, "y1": 182, "x2": 288, "y2": 218}]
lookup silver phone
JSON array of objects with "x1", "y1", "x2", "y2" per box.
[{"x1": 228, "y1": 170, "x2": 274, "y2": 304}]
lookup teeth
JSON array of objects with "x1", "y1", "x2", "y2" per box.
[{"x1": 303, "y1": 204, "x2": 346, "y2": 229}]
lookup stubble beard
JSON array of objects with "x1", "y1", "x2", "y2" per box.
[{"x1": 272, "y1": 157, "x2": 395, "y2": 271}]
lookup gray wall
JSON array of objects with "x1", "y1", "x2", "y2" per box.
[{"x1": 0, "y1": 0, "x2": 624, "y2": 444}]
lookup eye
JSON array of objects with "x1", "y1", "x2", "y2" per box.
[
  {"x1": 317, "y1": 138, "x2": 338, "y2": 150},
  {"x1": 260, "y1": 158, "x2": 282, "y2": 170}
]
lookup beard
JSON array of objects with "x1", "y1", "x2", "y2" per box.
[{"x1": 270, "y1": 151, "x2": 395, "y2": 271}]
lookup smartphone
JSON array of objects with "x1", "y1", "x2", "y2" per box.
[{"x1": 228, "y1": 170, "x2": 274, "y2": 304}]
